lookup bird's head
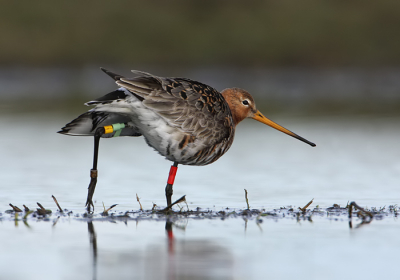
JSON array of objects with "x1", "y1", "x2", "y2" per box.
[{"x1": 221, "y1": 88, "x2": 316, "y2": 147}]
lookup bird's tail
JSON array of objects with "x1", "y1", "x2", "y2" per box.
[{"x1": 58, "y1": 111, "x2": 142, "y2": 138}]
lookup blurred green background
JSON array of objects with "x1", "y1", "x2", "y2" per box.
[{"x1": 1, "y1": 0, "x2": 399, "y2": 115}]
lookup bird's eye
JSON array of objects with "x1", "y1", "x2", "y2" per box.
[{"x1": 242, "y1": 100, "x2": 249, "y2": 106}]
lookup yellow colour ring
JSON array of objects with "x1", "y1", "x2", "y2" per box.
[
  {"x1": 103, "y1": 123, "x2": 126, "y2": 137},
  {"x1": 104, "y1": 125, "x2": 114, "y2": 134}
]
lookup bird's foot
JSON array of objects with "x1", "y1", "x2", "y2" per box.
[
  {"x1": 86, "y1": 199, "x2": 94, "y2": 213},
  {"x1": 86, "y1": 169, "x2": 98, "y2": 212}
]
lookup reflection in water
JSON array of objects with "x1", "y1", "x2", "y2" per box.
[
  {"x1": 88, "y1": 222, "x2": 98, "y2": 280},
  {"x1": 86, "y1": 220, "x2": 233, "y2": 280},
  {"x1": 348, "y1": 218, "x2": 373, "y2": 229},
  {"x1": 147, "y1": 219, "x2": 234, "y2": 280}
]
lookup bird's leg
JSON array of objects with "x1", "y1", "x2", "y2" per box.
[
  {"x1": 165, "y1": 162, "x2": 179, "y2": 207},
  {"x1": 86, "y1": 127, "x2": 105, "y2": 212},
  {"x1": 86, "y1": 123, "x2": 127, "y2": 212}
]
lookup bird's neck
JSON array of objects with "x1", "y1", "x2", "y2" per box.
[{"x1": 221, "y1": 93, "x2": 247, "y2": 126}]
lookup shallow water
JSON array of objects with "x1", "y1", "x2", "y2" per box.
[
  {"x1": 1, "y1": 213, "x2": 399, "y2": 280},
  {"x1": 1, "y1": 113, "x2": 399, "y2": 279}
]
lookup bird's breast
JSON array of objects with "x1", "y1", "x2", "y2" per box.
[
  {"x1": 127, "y1": 98, "x2": 235, "y2": 166},
  {"x1": 138, "y1": 119, "x2": 234, "y2": 166}
]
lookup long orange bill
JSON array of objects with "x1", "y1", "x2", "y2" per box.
[{"x1": 252, "y1": 110, "x2": 316, "y2": 147}]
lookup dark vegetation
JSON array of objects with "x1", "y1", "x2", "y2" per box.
[{"x1": 1, "y1": 1, "x2": 399, "y2": 67}]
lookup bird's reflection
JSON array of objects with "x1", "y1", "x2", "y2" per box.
[
  {"x1": 87, "y1": 222, "x2": 97, "y2": 280},
  {"x1": 165, "y1": 219, "x2": 174, "y2": 255},
  {"x1": 87, "y1": 219, "x2": 233, "y2": 280},
  {"x1": 147, "y1": 218, "x2": 234, "y2": 280}
]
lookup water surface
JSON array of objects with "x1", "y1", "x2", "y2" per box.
[{"x1": 1, "y1": 113, "x2": 399, "y2": 280}]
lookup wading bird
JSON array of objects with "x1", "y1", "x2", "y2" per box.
[{"x1": 59, "y1": 68, "x2": 316, "y2": 211}]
